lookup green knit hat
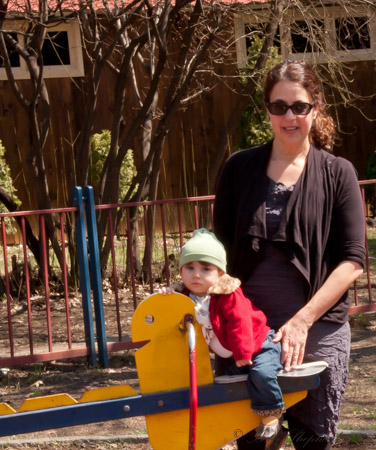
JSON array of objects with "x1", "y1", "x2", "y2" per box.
[{"x1": 179, "y1": 228, "x2": 227, "y2": 273}]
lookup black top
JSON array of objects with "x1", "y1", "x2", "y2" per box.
[
  {"x1": 213, "y1": 141, "x2": 366, "y2": 324},
  {"x1": 266, "y1": 176, "x2": 294, "y2": 238},
  {"x1": 242, "y1": 178, "x2": 307, "y2": 329}
]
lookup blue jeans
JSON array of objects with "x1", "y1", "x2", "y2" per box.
[{"x1": 226, "y1": 330, "x2": 285, "y2": 413}]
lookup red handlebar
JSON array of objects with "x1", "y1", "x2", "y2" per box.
[{"x1": 184, "y1": 314, "x2": 197, "y2": 450}]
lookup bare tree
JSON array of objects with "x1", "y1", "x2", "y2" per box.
[
  {"x1": 0, "y1": 0, "x2": 64, "y2": 271},
  {"x1": 208, "y1": 0, "x2": 289, "y2": 192},
  {"x1": 0, "y1": 0, "x2": 240, "y2": 277},
  {"x1": 76, "y1": 0, "x2": 238, "y2": 272},
  {"x1": 0, "y1": 0, "x2": 375, "y2": 281}
]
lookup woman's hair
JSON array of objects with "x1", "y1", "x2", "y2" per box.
[{"x1": 264, "y1": 60, "x2": 336, "y2": 151}]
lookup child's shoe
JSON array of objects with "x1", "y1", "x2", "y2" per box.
[
  {"x1": 255, "y1": 415, "x2": 283, "y2": 440},
  {"x1": 265, "y1": 424, "x2": 288, "y2": 450},
  {"x1": 214, "y1": 374, "x2": 248, "y2": 384}
]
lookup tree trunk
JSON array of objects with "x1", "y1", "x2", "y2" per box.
[
  {"x1": 0, "y1": 187, "x2": 40, "y2": 264},
  {"x1": 27, "y1": 100, "x2": 63, "y2": 271}
]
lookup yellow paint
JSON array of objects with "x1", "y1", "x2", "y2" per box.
[
  {"x1": 132, "y1": 292, "x2": 309, "y2": 449},
  {"x1": 79, "y1": 385, "x2": 139, "y2": 403},
  {"x1": 0, "y1": 403, "x2": 16, "y2": 415},
  {"x1": 0, "y1": 290, "x2": 309, "y2": 449},
  {"x1": 146, "y1": 391, "x2": 306, "y2": 449},
  {"x1": 131, "y1": 292, "x2": 213, "y2": 394},
  {"x1": 18, "y1": 394, "x2": 77, "y2": 412}
]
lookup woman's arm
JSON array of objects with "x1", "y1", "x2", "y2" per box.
[
  {"x1": 273, "y1": 260, "x2": 363, "y2": 371},
  {"x1": 274, "y1": 158, "x2": 365, "y2": 371}
]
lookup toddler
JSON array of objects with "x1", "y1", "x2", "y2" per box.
[{"x1": 161, "y1": 228, "x2": 285, "y2": 442}]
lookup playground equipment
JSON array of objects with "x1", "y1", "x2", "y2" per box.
[{"x1": 0, "y1": 292, "x2": 326, "y2": 449}]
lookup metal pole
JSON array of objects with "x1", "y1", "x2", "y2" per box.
[
  {"x1": 72, "y1": 186, "x2": 96, "y2": 366},
  {"x1": 84, "y1": 186, "x2": 109, "y2": 368}
]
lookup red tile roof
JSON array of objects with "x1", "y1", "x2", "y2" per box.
[
  {"x1": 5, "y1": 0, "x2": 269, "y2": 12},
  {"x1": 6, "y1": 1, "x2": 83, "y2": 11}
]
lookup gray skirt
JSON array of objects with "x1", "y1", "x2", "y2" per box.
[{"x1": 288, "y1": 320, "x2": 351, "y2": 443}]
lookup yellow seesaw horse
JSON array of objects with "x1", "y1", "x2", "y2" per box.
[
  {"x1": 132, "y1": 292, "x2": 326, "y2": 449},
  {"x1": 0, "y1": 292, "x2": 326, "y2": 449}
]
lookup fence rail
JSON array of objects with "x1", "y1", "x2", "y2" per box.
[{"x1": 0, "y1": 182, "x2": 374, "y2": 368}]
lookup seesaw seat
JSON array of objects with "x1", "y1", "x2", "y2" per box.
[{"x1": 215, "y1": 361, "x2": 328, "y2": 390}]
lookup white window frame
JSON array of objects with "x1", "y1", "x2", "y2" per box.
[
  {"x1": 234, "y1": 5, "x2": 376, "y2": 69},
  {"x1": 0, "y1": 19, "x2": 84, "y2": 80}
]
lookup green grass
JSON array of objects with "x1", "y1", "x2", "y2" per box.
[
  {"x1": 366, "y1": 229, "x2": 376, "y2": 270},
  {"x1": 345, "y1": 434, "x2": 364, "y2": 445}
]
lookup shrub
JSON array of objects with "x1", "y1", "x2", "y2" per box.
[
  {"x1": 89, "y1": 130, "x2": 137, "y2": 200},
  {"x1": 236, "y1": 36, "x2": 281, "y2": 150}
]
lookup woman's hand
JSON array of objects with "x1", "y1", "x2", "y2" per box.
[
  {"x1": 272, "y1": 315, "x2": 310, "y2": 372},
  {"x1": 273, "y1": 261, "x2": 363, "y2": 371},
  {"x1": 236, "y1": 359, "x2": 252, "y2": 367}
]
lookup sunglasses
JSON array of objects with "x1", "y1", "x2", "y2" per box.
[{"x1": 266, "y1": 101, "x2": 316, "y2": 116}]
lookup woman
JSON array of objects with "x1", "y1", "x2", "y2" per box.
[{"x1": 213, "y1": 60, "x2": 365, "y2": 449}]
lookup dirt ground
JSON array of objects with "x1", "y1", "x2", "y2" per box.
[{"x1": 0, "y1": 295, "x2": 375, "y2": 449}]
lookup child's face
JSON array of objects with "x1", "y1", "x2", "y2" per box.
[{"x1": 180, "y1": 261, "x2": 222, "y2": 296}]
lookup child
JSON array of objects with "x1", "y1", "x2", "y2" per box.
[{"x1": 161, "y1": 228, "x2": 285, "y2": 442}]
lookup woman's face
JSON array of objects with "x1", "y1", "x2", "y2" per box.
[{"x1": 267, "y1": 80, "x2": 318, "y2": 150}]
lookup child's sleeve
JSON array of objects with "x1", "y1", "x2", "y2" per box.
[{"x1": 220, "y1": 291, "x2": 256, "y2": 361}]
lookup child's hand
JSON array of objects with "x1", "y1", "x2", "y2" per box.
[
  {"x1": 236, "y1": 359, "x2": 252, "y2": 367},
  {"x1": 157, "y1": 287, "x2": 174, "y2": 295}
]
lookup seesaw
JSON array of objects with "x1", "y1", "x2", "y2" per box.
[{"x1": 0, "y1": 293, "x2": 326, "y2": 449}]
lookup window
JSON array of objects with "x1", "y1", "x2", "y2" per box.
[
  {"x1": 234, "y1": 5, "x2": 376, "y2": 68},
  {"x1": 244, "y1": 23, "x2": 281, "y2": 55},
  {"x1": 43, "y1": 31, "x2": 71, "y2": 66},
  {"x1": 335, "y1": 16, "x2": 371, "y2": 51},
  {"x1": 234, "y1": 11, "x2": 284, "y2": 68},
  {"x1": 0, "y1": 20, "x2": 84, "y2": 80},
  {"x1": 0, "y1": 33, "x2": 20, "y2": 68},
  {"x1": 290, "y1": 19, "x2": 325, "y2": 54}
]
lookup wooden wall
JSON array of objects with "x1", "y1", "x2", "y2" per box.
[
  {"x1": 0, "y1": 69, "x2": 119, "y2": 210},
  {"x1": 0, "y1": 24, "x2": 242, "y2": 210},
  {"x1": 0, "y1": 55, "x2": 375, "y2": 212},
  {"x1": 328, "y1": 61, "x2": 376, "y2": 180}
]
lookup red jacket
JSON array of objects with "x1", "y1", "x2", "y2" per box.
[{"x1": 178, "y1": 274, "x2": 270, "y2": 362}]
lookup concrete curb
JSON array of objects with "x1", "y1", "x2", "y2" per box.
[
  {"x1": 0, "y1": 430, "x2": 375, "y2": 446},
  {"x1": 0, "y1": 434, "x2": 149, "y2": 445},
  {"x1": 338, "y1": 430, "x2": 376, "y2": 437}
]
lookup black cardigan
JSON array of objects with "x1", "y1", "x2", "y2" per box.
[{"x1": 213, "y1": 141, "x2": 366, "y2": 323}]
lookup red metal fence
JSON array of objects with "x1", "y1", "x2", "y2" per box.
[{"x1": 0, "y1": 183, "x2": 375, "y2": 368}]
